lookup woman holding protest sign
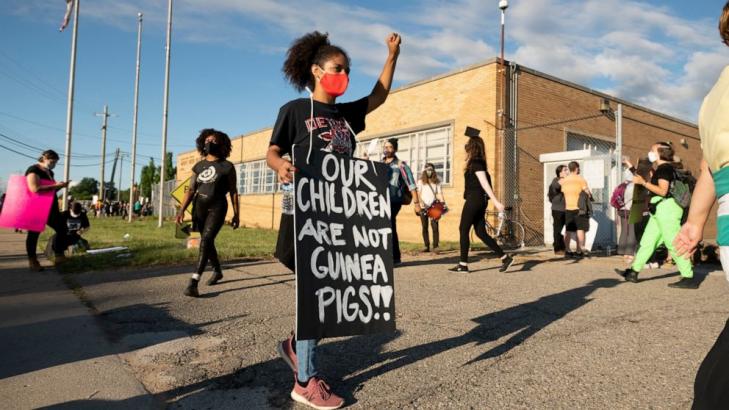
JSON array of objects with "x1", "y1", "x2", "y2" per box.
[
  {"x1": 417, "y1": 163, "x2": 445, "y2": 252},
  {"x1": 266, "y1": 30, "x2": 401, "y2": 409},
  {"x1": 449, "y1": 128, "x2": 514, "y2": 273},
  {"x1": 176, "y1": 129, "x2": 239, "y2": 298},
  {"x1": 25, "y1": 150, "x2": 69, "y2": 271}
]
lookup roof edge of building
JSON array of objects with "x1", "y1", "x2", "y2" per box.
[
  {"x1": 177, "y1": 126, "x2": 275, "y2": 157},
  {"x1": 513, "y1": 64, "x2": 698, "y2": 129}
]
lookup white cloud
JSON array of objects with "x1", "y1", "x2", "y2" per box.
[{"x1": 7, "y1": 0, "x2": 728, "y2": 121}]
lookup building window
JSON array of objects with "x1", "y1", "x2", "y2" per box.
[
  {"x1": 566, "y1": 131, "x2": 615, "y2": 155},
  {"x1": 357, "y1": 125, "x2": 453, "y2": 184},
  {"x1": 237, "y1": 160, "x2": 277, "y2": 195}
]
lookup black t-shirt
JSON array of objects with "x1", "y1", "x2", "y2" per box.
[
  {"x1": 25, "y1": 164, "x2": 55, "y2": 182},
  {"x1": 464, "y1": 159, "x2": 491, "y2": 200},
  {"x1": 62, "y1": 210, "x2": 90, "y2": 233},
  {"x1": 191, "y1": 159, "x2": 236, "y2": 205},
  {"x1": 651, "y1": 163, "x2": 675, "y2": 197},
  {"x1": 269, "y1": 97, "x2": 369, "y2": 157}
]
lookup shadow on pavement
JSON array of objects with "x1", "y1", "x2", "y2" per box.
[
  {"x1": 0, "y1": 303, "x2": 212, "y2": 379},
  {"x1": 155, "y1": 278, "x2": 622, "y2": 407}
]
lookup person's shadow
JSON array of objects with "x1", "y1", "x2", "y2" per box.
[{"x1": 333, "y1": 278, "x2": 622, "y2": 394}]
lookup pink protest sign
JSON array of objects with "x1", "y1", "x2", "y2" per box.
[{"x1": 0, "y1": 175, "x2": 56, "y2": 233}]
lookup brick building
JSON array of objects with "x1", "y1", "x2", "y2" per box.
[{"x1": 176, "y1": 59, "x2": 715, "y2": 246}]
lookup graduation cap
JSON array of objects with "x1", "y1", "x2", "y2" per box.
[{"x1": 465, "y1": 126, "x2": 481, "y2": 138}]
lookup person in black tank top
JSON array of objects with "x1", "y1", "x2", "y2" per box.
[
  {"x1": 176, "y1": 129, "x2": 239, "y2": 297},
  {"x1": 24, "y1": 150, "x2": 70, "y2": 271},
  {"x1": 448, "y1": 128, "x2": 514, "y2": 273}
]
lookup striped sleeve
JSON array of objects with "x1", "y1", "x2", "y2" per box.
[{"x1": 399, "y1": 161, "x2": 418, "y2": 191}]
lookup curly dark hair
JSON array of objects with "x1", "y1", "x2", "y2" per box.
[
  {"x1": 196, "y1": 128, "x2": 232, "y2": 159},
  {"x1": 282, "y1": 31, "x2": 350, "y2": 92}
]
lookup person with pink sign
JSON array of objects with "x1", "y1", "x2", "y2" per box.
[{"x1": 25, "y1": 150, "x2": 69, "y2": 271}]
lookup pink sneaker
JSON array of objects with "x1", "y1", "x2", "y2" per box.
[
  {"x1": 291, "y1": 376, "x2": 344, "y2": 410},
  {"x1": 277, "y1": 333, "x2": 297, "y2": 373}
]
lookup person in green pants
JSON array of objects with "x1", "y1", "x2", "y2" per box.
[{"x1": 617, "y1": 141, "x2": 697, "y2": 289}]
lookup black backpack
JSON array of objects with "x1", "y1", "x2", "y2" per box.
[{"x1": 670, "y1": 170, "x2": 696, "y2": 209}]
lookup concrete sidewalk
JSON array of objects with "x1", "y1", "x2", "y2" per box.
[{"x1": 0, "y1": 229, "x2": 160, "y2": 409}]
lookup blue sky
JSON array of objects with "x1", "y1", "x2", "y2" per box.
[{"x1": 1, "y1": 0, "x2": 728, "y2": 193}]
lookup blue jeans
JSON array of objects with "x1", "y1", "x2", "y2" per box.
[{"x1": 296, "y1": 339, "x2": 318, "y2": 382}]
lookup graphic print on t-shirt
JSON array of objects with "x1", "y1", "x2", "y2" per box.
[
  {"x1": 197, "y1": 166, "x2": 217, "y2": 184},
  {"x1": 305, "y1": 116, "x2": 353, "y2": 155}
]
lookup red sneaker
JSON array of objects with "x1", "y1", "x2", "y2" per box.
[
  {"x1": 291, "y1": 376, "x2": 344, "y2": 410},
  {"x1": 277, "y1": 333, "x2": 297, "y2": 373}
]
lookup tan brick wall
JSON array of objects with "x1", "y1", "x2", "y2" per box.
[{"x1": 175, "y1": 61, "x2": 714, "y2": 246}]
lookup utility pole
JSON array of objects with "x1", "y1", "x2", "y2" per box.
[
  {"x1": 118, "y1": 152, "x2": 123, "y2": 201},
  {"x1": 129, "y1": 12, "x2": 143, "y2": 222},
  {"x1": 95, "y1": 105, "x2": 114, "y2": 205},
  {"x1": 158, "y1": 0, "x2": 173, "y2": 228},
  {"x1": 61, "y1": 0, "x2": 80, "y2": 211}
]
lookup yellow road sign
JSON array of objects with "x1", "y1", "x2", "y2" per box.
[{"x1": 171, "y1": 177, "x2": 193, "y2": 216}]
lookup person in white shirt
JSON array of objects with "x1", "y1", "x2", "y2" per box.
[{"x1": 416, "y1": 163, "x2": 445, "y2": 252}]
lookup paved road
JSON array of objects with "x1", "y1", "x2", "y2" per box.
[
  {"x1": 0, "y1": 229, "x2": 160, "y2": 409},
  {"x1": 2, "y1": 227, "x2": 728, "y2": 409}
]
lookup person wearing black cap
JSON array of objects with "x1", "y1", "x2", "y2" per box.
[
  {"x1": 383, "y1": 137, "x2": 419, "y2": 265},
  {"x1": 449, "y1": 127, "x2": 514, "y2": 273}
]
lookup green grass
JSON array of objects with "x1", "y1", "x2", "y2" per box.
[
  {"x1": 40, "y1": 218, "x2": 279, "y2": 273},
  {"x1": 38, "y1": 218, "x2": 464, "y2": 274}
]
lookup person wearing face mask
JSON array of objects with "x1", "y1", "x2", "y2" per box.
[
  {"x1": 383, "y1": 138, "x2": 419, "y2": 264},
  {"x1": 548, "y1": 164, "x2": 568, "y2": 255},
  {"x1": 617, "y1": 142, "x2": 696, "y2": 288},
  {"x1": 674, "y1": 4, "x2": 729, "y2": 405},
  {"x1": 417, "y1": 163, "x2": 445, "y2": 252},
  {"x1": 60, "y1": 201, "x2": 90, "y2": 252},
  {"x1": 176, "y1": 129, "x2": 239, "y2": 298},
  {"x1": 25, "y1": 150, "x2": 70, "y2": 271},
  {"x1": 266, "y1": 30, "x2": 401, "y2": 410}
]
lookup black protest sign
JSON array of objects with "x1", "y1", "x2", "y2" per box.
[{"x1": 293, "y1": 145, "x2": 395, "y2": 340}]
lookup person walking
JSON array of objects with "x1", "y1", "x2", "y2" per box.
[
  {"x1": 614, "y1": 167, "x2": 637, "y2": 261},
  {"x1": 549, "y1": 164, "x2": 568, "y2": 255},
  {"x1": 266, "y1": 31, "x2": 402, "y2": 409},
  {"x1": 618, "y1": 142, "x2": 696, "y2": 288},
  {"x1": 176, "y1": 128, "x2": 240, "y2": 297},
  {"x1": 25, "y1": 150, "x2": 69, "y2": 270},
  {"x1": 674, "y1": 4, "x2": 729, "y2": 405},
  {"x1": 560, "y1": 161, "x2": 591, "y2": 258},
  {"x1": 383, "y1": 138, "x2": 420, "y2": 264},
  {"x1": 417, "y1": 163, "x2": 445, "y2": 252},
  {"x1": 449, "y1": 127, "x2": 514, "y2": 273}
]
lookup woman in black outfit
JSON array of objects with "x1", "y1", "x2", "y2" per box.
[
  {"x1": 449, "y1": 128, "x2": 514, "y2": 273},
  {"x1": 176, "y1": 129, "x2": 239, "y2": 297},
  {"x1": 25, "y1": 150, "x2": 69, "y2": 271},
  {"x1": 549, "y1": 165, "x2": 568, "y2": 255}
]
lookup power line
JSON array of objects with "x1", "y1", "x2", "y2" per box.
[
  {"x1": 0, "y1": 143, "x2": 37, "y2": 160},
  {"x1": 0, "y1": 131, "x2": 101, "y2": 159}
]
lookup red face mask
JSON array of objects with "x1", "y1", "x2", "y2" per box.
[{"x1": 319, "y1": 69, "x2": 349, "y2": 97}]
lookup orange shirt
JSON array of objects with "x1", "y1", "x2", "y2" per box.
[{"x1": 560, "y1": 174, "x2": 588, "y2": 211}]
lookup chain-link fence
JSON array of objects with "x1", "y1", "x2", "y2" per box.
[
  {"x1": 150, "y1": 179, "x2": 177, "y2": 218},
  {"x1": 501, "y1": 123, "x2": 619, "y2": 248}
]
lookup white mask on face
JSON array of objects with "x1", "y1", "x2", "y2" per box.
[{"x1": 647, "y1": 151, "x2": 658, "y2": 163}]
